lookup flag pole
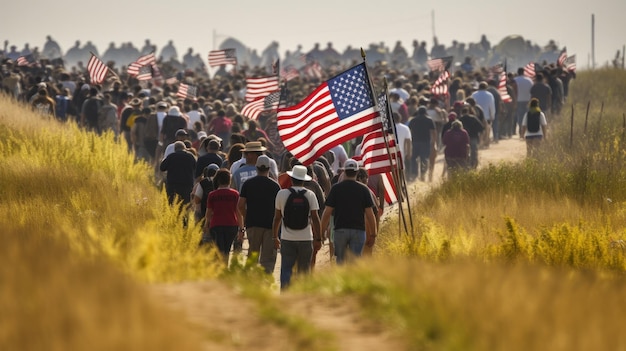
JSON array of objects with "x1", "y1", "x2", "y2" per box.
[
  {"x1": 383, "y1": 77, "x2": 414, "y2": 236},
  {"x1": 360, "y1": 48, "x2": 410, "y2": 237}
]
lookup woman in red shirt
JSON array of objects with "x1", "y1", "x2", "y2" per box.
[{"x1": 204, "y1": 169, "x2": 244, "y2": 263}]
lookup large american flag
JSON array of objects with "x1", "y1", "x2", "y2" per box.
[
  {"x1": 176, "y1": 83, "x2": 197, "y2": 100},
  {"x1": 426, "y1": 56, "x2": 453, "y2": 72},
  {"x1": 208, "y1": 49, "x2": 237, "y2": 67},
  {"x1": 523, "y1": 62, "x2": 536, "y2": 78},
  {"x1": 87, "y1": 54, "x2": 109, "y2": 84},
  {"x1": 564, "y1": 55, "x2": 576, "y2": 72},
  {"x1": 245, "y1": 75, "x2": 279, "y2": 102},
  {"x1": 431, "y1": 70, "x2": 450, "y2": 97},
  {"x1": 277, "y1": 63, "x2": 382, "y2": 165},
  {"x1": 381, "y1": 171, "x2": 398, "y2": 205}
]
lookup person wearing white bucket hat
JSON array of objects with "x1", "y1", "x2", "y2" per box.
[{"x1": 272, "y1": 165, "x2": 322, "y2": 290}]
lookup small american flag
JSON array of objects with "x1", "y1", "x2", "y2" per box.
[
  {"x1": 245, "y1": 76, "x2": 279, "y2": 102},
  {"x1": 523, "y1": 62, "x2": 536, "y2": 79},
  {"x1": 280, "y1": 66, "x2": 300, "y2": 81},
  {"x1": 564, "y1": 55, "x2": 576, "y2": 72},
  {"x1": 264, "y1": 91, "x2": 281, "y2": 111},
  {"x1": 87, "y1": 54, "x2": 109, "y2": 84},
  {"x1": 136, "y1": 65, "x2": 153, "y2": 81},
  {"x1": 498, "y1": 73, "x2": 512, "y2": 103},
  {"x1": 557, "y1": 48, "x2": 568, "y2": 67},
  {"x1": 208, "y1": 49, "x2": 237, "y2": 67},
  {"x1": 165, "y1": 76, "x2": 179, "y2": 85},
  {"x1": 303, "y1": 61, "x2": 323, "y2": 79},
  {"x1": 16, "y1": 54, "x2": 37, "y2": 67},
  {"x1": 176, "y1": 83, "x2": 197, "y2": 100},
  {"x1": 241, "y1": 97, "x2": 267, "y2": 120},
  {"x1": 426, "y1": 56, "x2": 453, "y2": 72},
  {"x1": 431, "y1": 70, "x2": 450, "y2": 97}
]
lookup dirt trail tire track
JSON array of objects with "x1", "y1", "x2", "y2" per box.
[{"x1": 149, "y1": 138, "x2": 526, "y2": 351}]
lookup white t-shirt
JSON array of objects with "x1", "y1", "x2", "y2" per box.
[
  {"x1": 394, "y1": 122, "x2": 411, "y2": 158},
  {"x1": 330, "y1": 144, "x2": 348, "y2": 173},
  {"x1": 275, "y1": 187, "x2": 319, "y2": 241},
  {"x1": 521, "y1": 111, "x2": 547, "y2": 138}
]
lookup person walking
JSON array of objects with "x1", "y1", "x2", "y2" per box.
[
  {"x1": 442, "y1": 120, "x2": 470, "y2": 177},
  {"x1": 159, "y1": 141, "x2": 196, "y2": 206},
  {"x1": 238, "y1": 155, "x2": 281, "y2": 274},
  {"x1": 458, "y1": 105, "x2": 485, "y2": 169},
  {"x1": 520, "y1": 98, "x2": 548, "y2": 157},
  {"x1": 204, "y1": 169, "x2": 243, "y2": 265},
  {"x1": 320, "y1": 159, "x2": 377, "y2": 264},
  {"x1": 272, "y1": 165, "x2": 322, "y2": 290},
  {"x1": 408, "y1": 106, "x2": 437, "y2": 181}
]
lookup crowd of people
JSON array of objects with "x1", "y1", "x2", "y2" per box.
[{"x1": 0, "y1": 34, "x2": 573, "y2": 288}]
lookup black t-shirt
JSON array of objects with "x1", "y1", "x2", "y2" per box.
[
  {"x1": 408, "y1": 115, "x2": 435, "y2": 143},
  {"x1": 195, "y1": 152, "x2": 224, "y2": 179},
  {"x1": 325, "y1": 179, "x2": 374, "y2": 231},
  {"x1": 239, "y1": 175, "x2": 280, "y2": 229},
  {"x1": 459, "y1": 115, "x2": 485, "y2": 139}
]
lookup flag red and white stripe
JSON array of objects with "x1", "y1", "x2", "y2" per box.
[
  {"x1": 381, "y1": 171, "x2": 398, "y2": 205},
  {"x1": 498, "y1": 73, "x2": 512, "y2": 103},
  {"x1": 176, "y1": 83, "x2": 197, "y2": 100},
  {"x1": 240, "y1": 98, "x2": 267, "y2": 120},
  {"x1": 245, "y1": 76, "x2": 279, "y2": 102},
  {"x1": 280, "y1": 66, "x2": 300, "y2": 81},
  {"x1": 277, "y1": 63, "x2": 382, "y2": 166},
  {"x1": 356, "y1": 130, "x2": 401, "y2": 174},
  {"x1": 557, "y1": 48, "x2": 568, "y2": 67},
  {"x1": 426, "y1": 56, "x2": 453, "y2": 72},
  {"x1": 87, "y1": 54, "x2": 109, "y2": 84},
  {"x1": 302, "y1": 62, "x2": 323, "y2": 79},
  {"x1": 564, "y1": 55, "x2": 576, "y2": 72},
  {"x1": 127, "y1": 53, "x2": 157, "y2": 75},
  {"x1": 431, "y1": 70, "x2": 450, "y2": 97},
  {"x1": 208, "y1": 49, "x2": 237, "y2": 67},
  {"x1": 523, "y1": 62, "x2": 536, "y2": 78}
]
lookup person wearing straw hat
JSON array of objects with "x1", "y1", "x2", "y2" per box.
[
  {"x1": 231, "y1": 141, "x2": 277, "y2": 190},
  {"x1": 320, "y1": 159, "x2": 377, "y2": 264},
  {"x1": 272, "y1": 165, "x2": 322, "y2": 290}
]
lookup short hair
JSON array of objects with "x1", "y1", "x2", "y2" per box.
[
  {"x1": 213, "y1": 169, "x2": 231, "y2": 187},
  {"x1": 344, "y1": 169, "x2": 357, "y2": 178},
  {"x1": 173, "y1": 141, "x2": 186, "y2": 151},
  {"x1": 529, "y1": 98, "x2": 540, "y2": 108}
]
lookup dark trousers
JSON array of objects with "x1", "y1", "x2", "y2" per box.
[
  {"x1": 410, "y1": 141, "x2": 431, "y2": 180},
  {"x1": 210, "y1": 226, "x2": 238, "y2": 263}
]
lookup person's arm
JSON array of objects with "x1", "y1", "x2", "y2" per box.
[
  {"x1": 364, "y1": 207, "x2": 377, "y2": 247},
  {"x1": 272, "y1": 209, "x2": 282, "y2": 249},
  {"x1": 236, "y1": 200, "x2": 244, "y2": 242},
  {"x1": 520, "y1": 112, "x2": 528, "y2": 139},
  {"x1": 310, "y1": 210, "x2": 322, "y2": 251},
  {"x1": 204, "y1": 207, "x2": 213, "y2": 232},
  {"x1": 320, "y1": 206, "x2": 333, "y2": 241},
  {"x1": 430, "y1": 128, "x2": 438, "y2": 151},
  {"x1": 237, "y1": 197, "x2": 247, "y2": 227}
]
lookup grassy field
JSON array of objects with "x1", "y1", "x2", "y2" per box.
[{"x1": 2, "y1": 69, "x2": 626, "y2": 350}]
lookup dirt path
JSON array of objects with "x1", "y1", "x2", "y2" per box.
[{"x1": 148, "y1": 137, "x2": 526, "y2": 351}]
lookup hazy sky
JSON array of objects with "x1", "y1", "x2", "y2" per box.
[{"x1": 3, "y1": 0, "x2": 625, "y2": 69}]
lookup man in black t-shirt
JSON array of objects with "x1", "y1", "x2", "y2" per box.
[
  {"x1": 238, "y1": 155, "x2": 281, "y2": 274},
  {"x1": 321, "y1": 159, "x2": 377, "y2": 264}
]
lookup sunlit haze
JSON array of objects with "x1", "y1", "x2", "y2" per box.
[{"x1": 3, "y1": 0, "x2": 625, "y2": 70}]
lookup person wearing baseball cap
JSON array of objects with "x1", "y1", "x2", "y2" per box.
[
  {"x1": 237, "y1": 155, "x2": 281, "y2": 274},
  {"x1": 162, "y1": 128, "x2": 189, "y2": 161},
  {"x1": 320, "y1": 158, "x2": 377, "y2": 264}
]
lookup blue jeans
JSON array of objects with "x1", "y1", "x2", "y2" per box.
[
  {"x1": 210, "y1": 226, "x2": 238, "y2": 263},
  {"x1": 280, "y1": 240, "x2": 313, "y2": 290},
  {"x1": 333, "y1": 228, "x2": 366, "y2": 264},
  {"x1": 410, "y1": 141, "x2": 431, "y2": 180}
]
